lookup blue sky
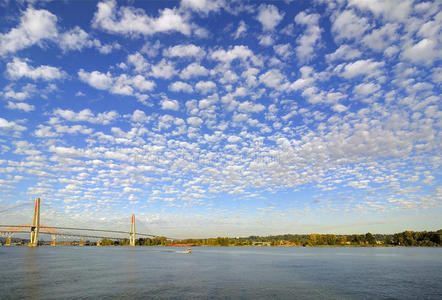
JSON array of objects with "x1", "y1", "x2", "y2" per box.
[{"x1": 0, "y1": 0, "x2": 440, "y2": 238}]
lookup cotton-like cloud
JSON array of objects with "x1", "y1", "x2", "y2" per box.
[
  {"x1": 78, "y1": 69, "x2": 155, "y2": 97},
  {"x1": 233, "y1": 20, "x2": 247, "y2": 39},
  {"x1": 338, "y1": 59, "x2": 384, "y2": 79},
  {"x1": 78, "y1": 69, "x2": 113, "y2": 90},
  {"x1": 256, "y1": 4, "x2": 284, "y2": 31},
  {"x1": 195, "y1": 80, "x2": 216, "y2": 94},
  {"x1": 6, "y1": 101, "x2": 35, "y2": 112},
  {"x1": 210, "y1": 45, "x2": 256, "y2": 64},
  {"x1": 237, "y1": 101, "x2": 265, "y2": 113},
  {"x1": 163, "y1": 44, "x2": 205, "y2": 58},
  {"x1": 169, "y1": 81, "x2": 194, "y2": 93},
  {"x1": 353, "y1": 82, "x2": 381, "y2": 96},
  {"x1": 180, "y1": 62, "x2": 209, "y2": 79},
  {"x1": 348, "y1": 0, "x2": 413, "y2": 22},
  {"x1": 259, "y1": 69, "x2": 286, "y2": 89},
  {"x1": 362, "y1": 23, "x2": 399, "y2": 52},
  {"x1": 131, "y1": 110, "x2": 150, "y2": 123},
  {"x1": 0, "y1": 118, "x2": 26, "y2": 135},
  {"x1": 161, "y1": 99, "x2": 180, "y2": 111},
  {"x1": 53, "y1": 108, "x2": 119, "y2": 125},
  {"x1": 92, "y1": 0, "x2": 192, "y2": 36},
  {"x1": 127, "y1": 52, "x2": 150, "y2": 73},
  {"x1": 187, "y1": 116, "x2": 203, "y2": 126},
  {"x1": 151, "y1": 59, "x2": 176, "y2": 79},
  {"x1": 331, "y1": 10, "x2": 370, "y2": 42},
  {"x1": 7, "y1": 58, "x2": 65, "y2": 81},
  {"x1": 326, "y1": 45, "x2": 361, "y2": 62},
  {"x1": 0, "y1": 8, "x2": 58, "y2": 56},
  {"x1": 59, "y1": 27, "x2": 91, "y2": 52},
  {"x1": 402, "y1": 39, "x2": 441, "y2": 66},
  {"x1": 294, "y1": 12, "x2": 321, "y2": 63},
  {"x1": 180, "y1": 0, "x2": 225, "y2": 15}
]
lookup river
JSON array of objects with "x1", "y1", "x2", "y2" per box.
[{"x1": 0, "y1": 246, "x2": 441, "y2": 299}]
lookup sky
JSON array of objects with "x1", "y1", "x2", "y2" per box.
[{"x1": 0, "y1": 0, "x2": 440, "y2": 238}]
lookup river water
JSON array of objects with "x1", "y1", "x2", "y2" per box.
[{"x1": 0, "y1": 246, "x2": 441, "y2": 299}]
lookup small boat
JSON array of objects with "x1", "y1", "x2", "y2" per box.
[{"x1": 185, "y1": 248, "x2": 192, "y2": 253}]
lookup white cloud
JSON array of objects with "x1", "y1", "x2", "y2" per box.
[
  {"x1": 227, "y1": 135, "x2": 242, "y2": 143},
  {"x1": 0, "y1": 8, "x2": 58, "y2": 56},
  {"x1": 92, "y1": 0, "x2": 192, "y2": 36},
  {"x1": 256, "y1": 4, "x2": 284, "y2": 31},
  {"x1": 78, "y1": 69, "x2": 113, "y2": 90},
  {"x1": 259, "y1": 69, "x2": 286, "y2": 89},
  {"x1": 2, "y1": 83, "x2": 37, "y2": 100},
  {"x1": 332, "y1": 103, "x2": 348, "y2": 113},
  {"x1": 353, "y1": 82, "x2": 381, "y2": 96},
  {"x1": 402, "y1": 39, "x2": 441, "y2": 65},
  {"x1": 331, "y1": 10, "x2": 370, "y2": 42},
  {"x1": 348, "y1": 0, "x2": 413, "y2": 22},
  {"x1": 161, "y1": 99, "x2": 180, "y2": 111},
  {"x1": 210, "y1": 45, "x2": 254, "y2": 64},
  {"x1": 111, "y1": 75, "x2": 134, "y2": 95},
  {"x1": 362, "y1": 23, "x2": 399, "y2": 52},
  {"x1": 187, "y1": 116, "x2": 203, "y2": 126},
  {"x1": 195, "y1": 80, "x2": 216, "y2": 94},
  {"x1": 59, "y1": 26, "x2": 90, "y2": 52},
  {"x1": 151, "y1": 59, "x2": 176, "y2": 79},
  {"x1": 163, "y1": 44, "x2": 205, "y2": 58},
  {"x1": 59, "y1": 27, "x2": 119, "y2": 54},
  {"x1": 180, "y1": 62, "x2": 209, "y2": 79},
  {"x1": 6, "y1": 101, "x2": 35, "y2": 112},
  {"x1": 7, "y1": 57, "x2": 65, "y2": 81},
  {"x1": 289, "y1": 66, "x2": 315, "y2": 90},
  {"x1": 237, "y1": 101, "x2": 265, "y2": 113},
  {"x1": 54, "y1": 124, "x2": 93, "y2": 135},
  {"x1": 130, "y1": 75, "x2": 155, "y2": 91},
  {"x1": 258, "y1": 34, "x2": 274, "y2": 46},
  {"x1": 0, "y1": 118, "x2": 26, "y2": 135},
  {"x1": 53, "y1": 108, "x2": 118, "y2": 125},
  {"x1": 131, "y1": 109, "x2": 150, "y2": 123},
  {"x1": 326, "y1": 45, "x2": 361, "y2": 62},
  {"x1": 233, "y1": 20, "x2": 247, "y2": 39},
  {"x1": 127, "y1": 52, "x2": 150, "y2": 73},
  {"x1": 78, "y1": 69, "x2": 154, "y2": 98},
  {"x1": 338, "y1": 59, "x2": 384, "y2": 79},
  {"x1": 273, "y1": 43, "x2": 292, "y2": 59},
  {"x1": 294, "y1": 12, "x2": 321, "y2": 63},
  {"x1": 180, "y1": 0, "x2": 225, "y2": 15},
  {"x1": 169, "y1": 81, "x2": 194, "y2": 93}
]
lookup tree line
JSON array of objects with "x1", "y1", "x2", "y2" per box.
[{"x1": 96, "y1": 229, "x2": 441, "y2": 247}]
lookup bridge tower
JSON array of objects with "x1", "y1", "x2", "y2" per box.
[
  {"x1": 130, "y1": 214, "x2": 136, "y2": 246},
  {"x1": 29, "y1": 197, "x2": 40, "y2": 247}
]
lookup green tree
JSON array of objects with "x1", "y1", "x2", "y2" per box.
[{"x1": 365, "y1": 233, "x2": 376, "y2": 245}]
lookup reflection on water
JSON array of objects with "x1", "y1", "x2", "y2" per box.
[
  {"x1": 0, "y1": 246, "x2": 441, "y2": 299},
  {"x1": 126, "y1": 248, "x2": 137, "y2": 285},
  {"x1": 24, "y1": 248, "x2": 39, "y2": 300}
]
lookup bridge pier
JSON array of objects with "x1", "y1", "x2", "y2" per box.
[
  {"x1": 6, "y1": 236, "x2": 11, "y2": 246},
  {"x1": 130, "y1": 214, "x2": 136, "y2": 246},
  {"x1": 51, "y1": 235, "x2": 56, "y2": 246},
  {"x1": 29, "y1": 197, "x2": 40, "y2": 247}
]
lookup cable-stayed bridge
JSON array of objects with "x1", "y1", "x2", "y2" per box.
[{"x1": 0, "y1": 198, "x2": 172, "y2": 246}]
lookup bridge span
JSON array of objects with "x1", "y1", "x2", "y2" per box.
[{"x1": 0, "y1": 197, "x2": 171, "y2": 246}]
